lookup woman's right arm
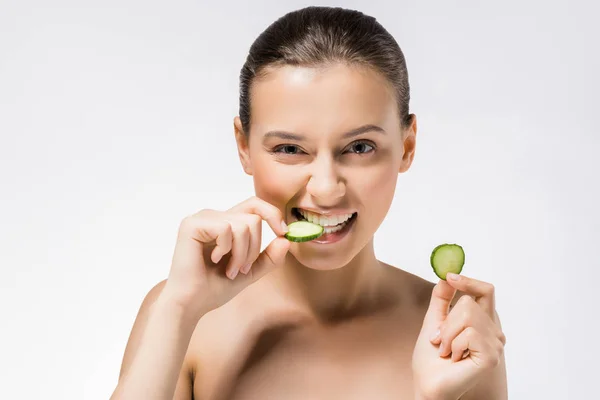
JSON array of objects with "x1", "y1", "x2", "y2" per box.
[
  {"x1": 110, "y1": 197, "x2": 290, "y2": 400},
  {"x1": 110, "y1": 281, "x2": 199, "y2": 400}
]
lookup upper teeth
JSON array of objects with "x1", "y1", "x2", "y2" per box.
[{"x1": 298, "y1": 209, "x2": 354, "y2": 226}]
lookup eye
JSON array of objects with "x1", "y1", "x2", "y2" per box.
[
  {"x1": 345, "y1": 140, "x2": 375, "y2": 154},
  {"x1": 273, "y1": 144, "x2": 305, "y2": 155}
]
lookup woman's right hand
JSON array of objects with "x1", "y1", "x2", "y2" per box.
[{"x1": 161, "y1": 196, "x2": 291, "y2": 319}]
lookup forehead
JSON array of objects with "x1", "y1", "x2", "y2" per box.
[{"x1": 249, "y1": 64, "x2": 399, "y2": 135}]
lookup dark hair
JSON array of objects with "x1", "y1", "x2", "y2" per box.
[{"x1": 239, "y1": 6, "x2": 411, "y2": 135}]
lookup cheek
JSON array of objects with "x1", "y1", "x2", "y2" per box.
[
  {"x1": 251, "y1": 156, "x2": 306, "y2": 206},
  {"x1": 351, "y1": 157, "x2": 399, "y2": 218}
]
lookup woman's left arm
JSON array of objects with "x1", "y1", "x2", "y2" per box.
[{"x1": 412, "y1": 274, "x2": 508, "y2": 400}]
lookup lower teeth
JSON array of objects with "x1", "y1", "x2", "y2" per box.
[{"x1": 323, "y1": 219, "x2": 349, "y2": 234}]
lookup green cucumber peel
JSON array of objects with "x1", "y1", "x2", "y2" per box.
[
  {"x1": 285, "y1": 220, "x2": 324, "y2": 242},
  {"x1": 430, "y1": 243, "x2": 465, "y2": 280}
]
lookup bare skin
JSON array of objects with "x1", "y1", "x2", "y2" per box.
[
  {"x1": 112, "y1": 64, "x2": 507, "y2": 399},
  {"x1": 125, "y1": 265, "x2": 435, "y2": 399}
]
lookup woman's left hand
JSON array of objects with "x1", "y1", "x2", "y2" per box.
[{"x1": 412, "y1": 273, "x2": 506, "y2": 400}]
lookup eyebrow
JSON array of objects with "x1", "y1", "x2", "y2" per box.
[{"x1": 263, "y1": 124, "x2": 386, "y2": 141}]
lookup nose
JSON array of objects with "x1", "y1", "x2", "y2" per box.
[{"x1": 305, "y1": 156, "x2": 346, "y2": 205}]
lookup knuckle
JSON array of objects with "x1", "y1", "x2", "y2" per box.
[
  {"x1": 485, "y1": 283, "x2": 495, "y2": 296},
  {"x1": 440, "y1": 329, "x2": 451, "y2": 344},
  {"x1": 417, "y1": 379, "x2": 444, "y2": 400},
  {"x1": 497, "y1": 341, "x2": 505, "y2": 357},
  {"x1": 221, "y1": 221, "x2": 233, "y2": 236},
  {"x1": 264, "y1": 201, "x2": 282, "y2": 218},
  {"x1": 450, "y1": 337, "x2": 461, "y2": 351},
  {"x1": 460, "y1": 308, "x2": 473, "y2": 324},
  {"x1": 464, "y1": 326, "x2": 477, "y2": 339},
  {"x1": 238, "y1": 224, "x2": 250, "y2": 243},
  {"x1": 484, "y1": 355, "x2": 500, "y2": 369},
  {"x1": 239, "y1": 223, "x2": 250, "y2": 236},
  {"x1": 249, "y1": 213, "x2": 262, "y2": 226},
  {"x1": 192, "y1": 208, "x2": 214, "y2": 219},
  {"x1": 480, "y1": 340, "x2": 503, "y2": 369},
  {"x1": 432, "y1": 283, "x2": 445, "y2": 298},
  {"x1": 492, "y1": 352, "x2": 501, "y2": 367},
  {"x1": 179, "y1": 215, "x2": 199, "y2": 232},
  {"x1": 498, "y1": 331, "x2": 507, "y2": 345},
  {"x1": 181, "y1": 209, "x2": 214, "y2": 228},
  {"x1": 180, "y1": 215, "x2": 193, "y2": 228},
  {"x1": 268, "y1": 208, "x2": 283, "y2": 222},
  {"x1": 244, "y1": 196, "x2": 258, "y2": 205},
  {"x1": 457, "y1": 294, "x2": 473, "y2": 306}
]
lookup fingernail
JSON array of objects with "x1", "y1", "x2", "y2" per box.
[
  {"x1": 228, "y1": 268, "x2": 239, "y2": 280},
  {"x1": 430, "y1": 329, "x2": 440, "y2": 342},
  {"x1": 439, "y1": 343, "x2": 445, "y2": 356},
  {"x1": 241, "y1": 263, "x2": 252, "y2": 274},
  {"x1": 211, "y1": 250, "x2": 222, "y2": 264},
  {"x1": 281, "y1": 221, "x2": 289, "y2": 233},
  {"x1": 447, "y1": 273, "x2": 460, "y2": 281}
]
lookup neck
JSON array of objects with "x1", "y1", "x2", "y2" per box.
[{"x1": 274, "y1": 239, "x2": 393, "y2": 323}]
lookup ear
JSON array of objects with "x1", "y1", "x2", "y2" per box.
[
  {"x1": 398, "y1": 114, "x2": 417, "y2": 173},
  {"x1": 234, "y1": 116, "x2": 253, "y2": 175}
]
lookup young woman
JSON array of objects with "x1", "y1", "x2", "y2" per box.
[{"x1": 111, "y1": 6, "x2": 507, "y2": 400}]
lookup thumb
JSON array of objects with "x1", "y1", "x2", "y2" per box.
[
  {"x1": 422, "y1": 280, "x2": 457, "y2": 331},
  {"x1": 248, "y1": 237, "x2": 290, "y2": 281}
]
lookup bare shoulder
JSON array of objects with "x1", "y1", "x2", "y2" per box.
[
  {"x1": 118, "y1": 279, "x2": 275, "y2": 399},
  {"x1": 185, "y1": 277, "x2": 297, "y2": 397},
  {"x1": 379, "y1": 263, "x2": 467, "y2": 310},
  {"x1": 379, "y1": 262, "x2": 435, "y2": 306}
]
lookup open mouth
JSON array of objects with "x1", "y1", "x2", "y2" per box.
[{"x1": 291, "y1": 207, "x2": 358, "y2": 242}]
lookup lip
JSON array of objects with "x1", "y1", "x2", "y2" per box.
[{"x1": 312, "y1": 212, "x2": 357, "y2": 244}]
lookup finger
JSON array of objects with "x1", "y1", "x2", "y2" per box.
[
  {"x1": 180, "y1": 215, "x2": 233, "y2": 264},
  {"x1": 450, "y1": 327, "x2": 501, "y2": 369},
  {"x1": 450, "y1": 327, "x2": 476, "y2": 363},
  {"x1": 239, "y1": 214, "x2": 262, "y2": 275},
  {"x1": 437, "y1": 296, "x2": 494, "y2": 357},
  {"x1": 247, "y1": 237, "x2": 290, "y2": 281},
  {"x1": 423, "y1": 280, "x2": 457, "y2": 331},
  {"x1": 209, "y1": 222, "x2": 233, "y2": 264},
  {"x1": 228, "y1": 196, "x2": 288, "y2": 236},
  {"x1": 445, "y1": 273, "x2": 495, "y2": 317},
  {"x1": 224, "y1": 221, "x2": 250, "y2": 280}
]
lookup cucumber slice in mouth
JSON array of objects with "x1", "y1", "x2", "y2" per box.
[
  {"x1": 285, "y1": 220, "x2": 325, "y2": 242},
  {"x1": 430, "y1": 243, "x2": 465, "y2": 280}
]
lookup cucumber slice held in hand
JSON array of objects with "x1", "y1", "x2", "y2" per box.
[
  {"x1": 285, "y1": 220, "x2": 324, "y2": 242},
  {"x1": 430, "y1": 243, "x2": 465, "y2": 280}
]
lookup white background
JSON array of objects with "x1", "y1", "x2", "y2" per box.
[{"x1": 1, "y1": 0, "x2": 598, "y2": 399}]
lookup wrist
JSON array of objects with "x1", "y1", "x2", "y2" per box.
[
  {"x1": 153, "y1": 290, "x2": 209, "y2": 329},
  {"x1": 160, "y1": 280, "x2": 214, "y2": 317}
]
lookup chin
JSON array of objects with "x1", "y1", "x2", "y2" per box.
[
  {"x1": 290, "y1": 252, "x2": 348, "y2": 271},
  {"x1": 287, "y1": 239, "x2": 366, "y2": 271}
]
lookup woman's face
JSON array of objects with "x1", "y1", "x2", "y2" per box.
[{"x1": 235, "y1": 63, "x2": 417, "y2": 270}]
